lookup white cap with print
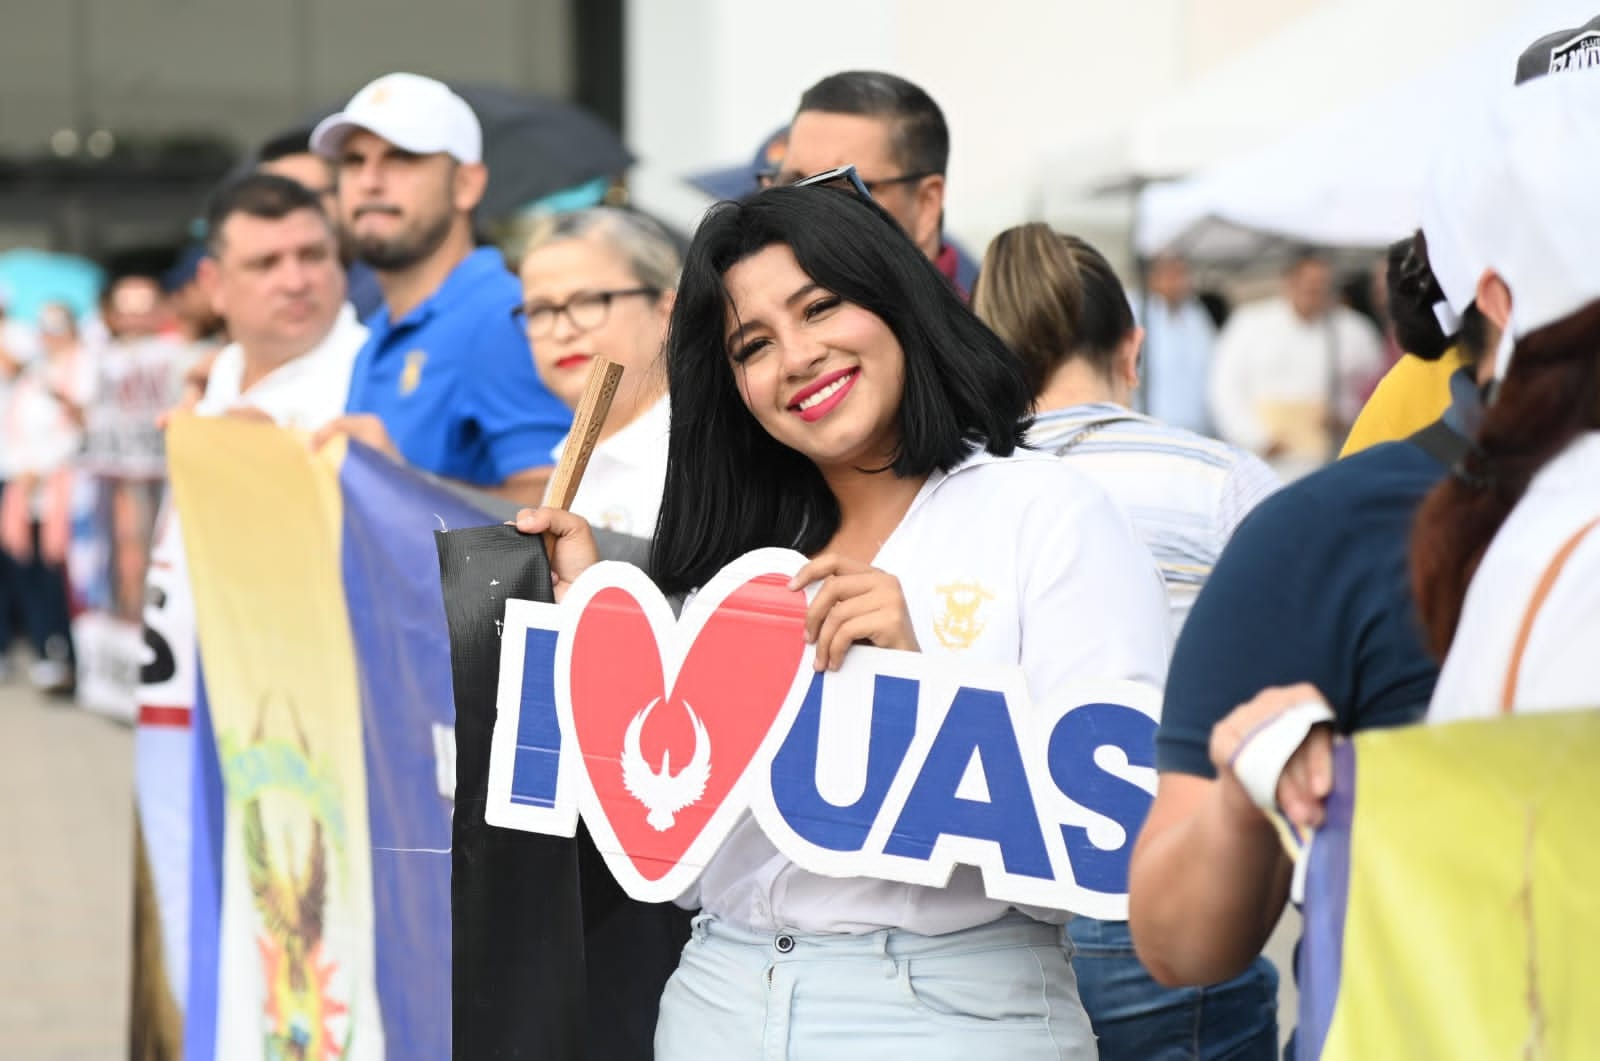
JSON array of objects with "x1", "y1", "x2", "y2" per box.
[
  {"x1": 311, "y1": 72, "x2": 482, "y2": 165},
  {"x1": 1422, "y1": 67, "x2": 1600, "y2": 381}
]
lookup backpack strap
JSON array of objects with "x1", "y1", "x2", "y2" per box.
[
  {"x1": 1500, "y1": 515, "x2": 1600, "y2": 712},
  {"x1": 1407, "y1": 418, "x2": 1472, "y2": 470}
]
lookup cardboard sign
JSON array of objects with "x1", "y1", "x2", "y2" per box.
[{"x1": 485, "y1": 549, "x2": 1161, "y2": 920}]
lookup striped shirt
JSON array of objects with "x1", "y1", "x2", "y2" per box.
[{"x1": 1029, "y1": 402, "x2": 1280, "y2": 636}]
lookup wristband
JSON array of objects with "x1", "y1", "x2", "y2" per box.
[{"x1": 1228, "y1": 699, "x2": 1335, "y2": 812}]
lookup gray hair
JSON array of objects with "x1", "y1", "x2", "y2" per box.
[{"x1": 523, "y1": 207, "x2": 682, "y2": 292}]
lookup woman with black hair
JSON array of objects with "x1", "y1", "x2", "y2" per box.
[
  {"x1": 1340, "y1": 230, "x2": 1482, "y2": 457},
  {"x1": 519, "y1": 182, "x2": 1170, "y2": 1058}
]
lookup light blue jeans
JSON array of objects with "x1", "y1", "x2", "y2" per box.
[{"x1": 655, "y1": 912, "x2": 1098, "y2": 1060}]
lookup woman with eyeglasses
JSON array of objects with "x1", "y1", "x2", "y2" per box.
[
  {"x1": 518, "y1": 207, "x2": 679, "y2": 536},
  {"x1": 517, "y1": 181, "x2": 1170, "y2": 1058}
]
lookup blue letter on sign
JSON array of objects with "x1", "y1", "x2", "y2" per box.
[
  {"x1": 770, "y1": 673, "x2": 917, "y2": 852},
  {"x1": 510, "y1": 627, "x2": 562, "y2": 808},
  {"x1": 1047, "y1": 703, "x2": 1156, "y2": 895},
  {"x1": 884, "y1": 687, "x2": 1053, "y2": 879}
]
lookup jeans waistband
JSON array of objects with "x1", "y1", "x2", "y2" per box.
[{"x1": 691, "y1": 911, "x2": 1059, "y2": 961}]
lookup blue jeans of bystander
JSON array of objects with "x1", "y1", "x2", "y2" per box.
[{"x1": 1068, "y1": 917, "x2": 1278, "y2": 1060}]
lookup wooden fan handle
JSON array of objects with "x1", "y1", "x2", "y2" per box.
[{"x1": 545, "y1": 356, "x2": 624, "y2": 512}]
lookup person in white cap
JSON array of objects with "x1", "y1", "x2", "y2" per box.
[
  {"x1": 308, "y1": 72, "x2": 571, "y2": 502},
  {"x1": 1410, "y1": 68, "x2": 1600, "y2": 722}
]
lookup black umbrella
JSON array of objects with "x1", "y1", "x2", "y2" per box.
[{"x1": 305, "y1": 82, "x2": 634, "y2": 221}]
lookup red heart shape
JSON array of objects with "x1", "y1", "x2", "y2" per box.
[{"x1": 566, "y1": 570, "x2": 809, "y2": 885}]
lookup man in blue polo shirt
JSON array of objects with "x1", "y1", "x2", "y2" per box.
[{"x1": 309, "y1": 72, "x2": 569, "y2": 501}]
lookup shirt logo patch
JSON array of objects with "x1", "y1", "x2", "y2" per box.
[
  {"x1": 933, "y1": 580, "x2": 994, "y2": 651},
  {"x1": 399, "y1": 350, "x2": 427, "y2": 397}
]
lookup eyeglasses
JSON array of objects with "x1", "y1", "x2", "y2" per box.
[
  {"x1": 512, "y1": 286, "x2": 660, "y2": 338},
  {"x1": 759, "y1": 164, "x2": 936, "y2": 198}
]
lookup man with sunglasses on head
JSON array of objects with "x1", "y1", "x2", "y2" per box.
[
  {"x1": 308, "y1": 72, "x2": 570, "y2": 503},
  {"x1": 768, "y1": 71, "x2": 977, "y2": 299}
]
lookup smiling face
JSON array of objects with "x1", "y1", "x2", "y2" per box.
[
  {"x1": 722, "y1": 242, "x2": 906, "y2": 472},
  {"x1": 519, "y1": 235, "x2": 672, "y2": 411}
]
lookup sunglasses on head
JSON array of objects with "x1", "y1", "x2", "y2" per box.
[
  {"x1": 764, "y1": 164, "x2": 936, "y2": 202},
  {"x1": 788, "y1": 164, "x2": 875, "y2": 201}
]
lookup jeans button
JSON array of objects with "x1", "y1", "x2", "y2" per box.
[{"x1": 774, "y1": 933, "x2": 795, "y2": 954}]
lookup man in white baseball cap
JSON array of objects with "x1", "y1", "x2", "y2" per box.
[
  {"x1": 310, "y1": 71, "x2": 482, "y2": 167},
  {"x1": 310, "y1": 72, "x2": 571, "y2": 501}
]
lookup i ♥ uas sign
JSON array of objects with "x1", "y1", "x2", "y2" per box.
[{"x1": 485, "y1": 549, "x2": 1161, "y2": 920}]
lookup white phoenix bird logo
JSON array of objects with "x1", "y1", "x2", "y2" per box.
[{"x1": 621, "y1": 697, "x2": 712, "y2": 831}]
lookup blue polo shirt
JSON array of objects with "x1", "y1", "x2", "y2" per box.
[
  {"x1": 346, "y1": 248, "x2": 570, "y2": 486},
  {"x1": 1156, "y1": 438, "x2": 1446, "y2": 777}
]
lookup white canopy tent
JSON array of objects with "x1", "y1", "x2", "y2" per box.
[
  {"x1": 1036, "y1": 0, "x2": 1527, "y2": 199},
  {"x1": 1134, "y1": 0, "x2": 1600, "y2": 260}
]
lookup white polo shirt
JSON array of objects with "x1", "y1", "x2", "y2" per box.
[
  {"x1": 691, "y1": 447, "x2": 1172, "y2": 936},
  {"x1": 548, "y1": 397, "x2": 669, "y2": 537},
  {"x1": 195, "y1": 304, "x2": 363, "y2": 423},
  {"x1": 1428, "y1": 431, "x2": 1600, "y2": 722}
]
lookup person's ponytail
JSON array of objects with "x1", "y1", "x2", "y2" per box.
[
  {"x1": 1410, "y1": 300, "x2": 1600, "y2": 658},
  {"x1": 973, "y1": 223, "x2": 1085, "y2": 396},
  {"x1": 974, "y1": 224, "x2": 1134, "y2": 399}
]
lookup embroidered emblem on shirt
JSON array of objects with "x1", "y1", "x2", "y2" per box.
[
  {"x1": 933, "y1": 580, "x2": 994, "y2": 651},
  {"x1": 399, "y1": 350, "x2": 426, "y2": 397}
]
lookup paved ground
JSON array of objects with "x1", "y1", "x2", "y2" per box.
[
  {"x1": 1270, "y1": 907, "x2": 1301, "y2": 1050},
  {"x1": 0, "y1": 679, "x2": 1299, "y2": 1060},
  {"x1": 0, "y1": 683, "x2": 132, "y2": 1060}
]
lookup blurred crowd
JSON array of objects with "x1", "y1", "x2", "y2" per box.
[{"x1": 0, "y1": 261, "x2": 220, "y2": 699}]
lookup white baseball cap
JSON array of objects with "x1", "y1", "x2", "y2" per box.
[
  {"x1": 1421, "y1": 67, "x2": 1600, "y2": 379},
  {"x1": 311, "y1": 72, "x2": 482, "y2": 164}
]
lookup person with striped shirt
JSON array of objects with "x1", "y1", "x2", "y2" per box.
[
  {"x1": 975, "y1": 225, "x2": 1279, "y2": 639},
  {"x1": 975, "y1": 223, "x2": 1280, "y2": 1058}
]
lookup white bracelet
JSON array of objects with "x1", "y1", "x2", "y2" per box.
[{"x1": 1229, "y1": 699, "x2": 1336, "y2": 812}]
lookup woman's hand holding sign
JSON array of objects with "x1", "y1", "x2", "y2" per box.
[
  {"x1": 513, "y1": 506, "x2": 600, "y2": 602},
  {"x1": 789, "y1": 554, "x2": 920, "y2": 672}
]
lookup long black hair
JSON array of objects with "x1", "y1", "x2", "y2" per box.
[{"x1": 650, "y1": 186, "x2": 1030, "y2": 595}]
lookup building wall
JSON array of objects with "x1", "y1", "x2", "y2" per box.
[
  {"x1": 0, "y1": 0, "x2": 573, "y2": 157},
  {"x1": 623, "y1": 0, "x2": 1327, "y2": 257}
]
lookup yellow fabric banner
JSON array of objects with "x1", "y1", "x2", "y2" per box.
[
  {"x1": 1317, "y1": 709, "x2": 1600, "y2": 1059},
  {"x1": 167, "y1": 418, "x2": 383, "y2": 1059}
]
